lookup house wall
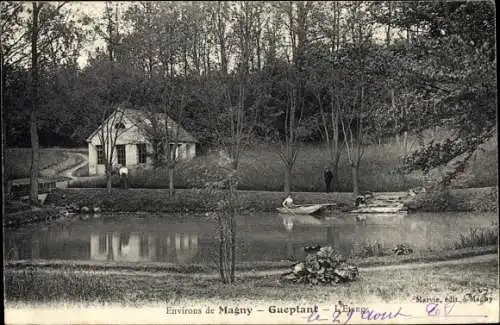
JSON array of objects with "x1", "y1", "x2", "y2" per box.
[
  {"x1": 186, "y1": 143, "x2": 196, "y2": 160},
  {"x1": 88, "y1": 143, "x2": 97, "y2": 175},
  {"x1": 125, "y1": 144, "x2": 138, "y2": 166},
  {"x1": 87, "y1": 116, "x2": 149, "y2": 175},
  {"x1": 177, "y1": 143, "x2": 186, "y2": 160},
  {"x1": 87, "y1": 112, "x2": 197, "y2": 175}
]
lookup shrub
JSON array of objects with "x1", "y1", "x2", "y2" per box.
[
  {"x1": 454, "y1": 227, "x2": 498, "y2": 249},
  {"x1": 281, "y1": 245, "x2": 359, "y2": 285},
  {"x1": 392, "y1": 244, "x2": 414, "y2": 256},
  {"x1": 351, "y1": 241, "x2": 389, "y2": 258}
]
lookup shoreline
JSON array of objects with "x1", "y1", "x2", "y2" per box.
[
  {"x1": 5, "y1": 245, "x2": 498, "y2": 275},
  {"x1": 5, "y1": 187, "x2": 497, "y2": 228}
]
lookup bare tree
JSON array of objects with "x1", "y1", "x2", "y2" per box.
[
  {"x1": 96, "y1": 106, "x2": 129, "y2": 192},
  {"x1": 341, "y1": 86, "x2": 366, "y2": 196},
  {"x1": 279, "y1": 82, "x2": 298, "y2": 196},
  {"x1": 318, "y1": 88, "x2": 342, "y2": 191},
  {"x1": 28, "y1": 2, "x2": 41, "y2": 204},
  {"x1": 208, "y1": 1, "x2": 231, "y2": 76},
  {"x1": 28, "y1": 2, "x2": 69, "y2": 204}
]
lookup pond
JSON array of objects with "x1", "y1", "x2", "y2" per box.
[{"x1": 4, "y1": 211, "x2": 497, "y2": 265}]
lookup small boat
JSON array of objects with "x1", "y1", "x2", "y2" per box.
[{"x1": 276, "y1": 203, "x2": 336, "y2": 215}]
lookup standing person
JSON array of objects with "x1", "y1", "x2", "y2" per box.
[
  {"x1": 119, "y1": 165, "x2": 129, "y2": 189},
  {"x1": 323, "y1": 166, "x2": 334, "y2": 193}
]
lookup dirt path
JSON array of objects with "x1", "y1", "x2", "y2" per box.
[
  {"x1": 6, "y1": 253, "x2": 497, "y2": 279},
  {"x1": 60, "y1": 153, "x2": 88, "y2": 180},
  {"x1": 38, "y1": 152, "x2": 88, "y2": 180}
]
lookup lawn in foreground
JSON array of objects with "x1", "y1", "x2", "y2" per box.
[{"x1": 5, "y1": 259, "x2": 498, "y2": 306}]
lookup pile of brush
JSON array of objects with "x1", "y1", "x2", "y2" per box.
[{"x1": 281, "y1": 245, "x2": 359, "y2": 285}]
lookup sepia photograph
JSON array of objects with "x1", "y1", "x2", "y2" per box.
[{"x1": 2, "y1": 1, "x2": 498, "y2": 324}]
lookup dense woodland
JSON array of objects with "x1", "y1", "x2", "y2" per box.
[{"x1": 1, "y1": 1, "x2": 497, "y2": 198}]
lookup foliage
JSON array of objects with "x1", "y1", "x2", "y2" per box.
[
  {"x1": 351, "y1": 241, "x2": 388, "y2": 258},
  {"x1": 195, "y1": 149, "x2": 240, "y2": 284},
  {"x1": 3, "y1": 1, "x2": 496, "y2": 192},
  {"x1": 392, "y1": 244, "x2": 414, "y2": 256},
  {"x1": 454, "y1": 227, "x2": 498, "y2": 250},
  {"x1": 281, "y1": 245, "x2": 359, "y2": 285},
  {"x1": 387, "y1": 1, "x2": 496, "y2": 184}
]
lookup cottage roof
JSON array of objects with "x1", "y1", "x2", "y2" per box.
[{"x1": 86, "y1": 107, "x2": 198, "y2": 143}]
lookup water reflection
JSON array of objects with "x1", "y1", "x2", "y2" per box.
[
  {"x1": 280, "y1": 213, "x2": 325, "y2": 232},
  {"x1": 279, "y1": 212, "x2": 455, "y2": 258},
  {"x1": 90, "y1": 232, "x2": 199, "y2": 263},
  {"x1": 4, "y1": 212, "x2": 496, "y2": 265}
]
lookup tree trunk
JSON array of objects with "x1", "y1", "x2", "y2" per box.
[
  {"x1": 230, "y1": 214, "x2": 235, "y2": 283},
  {"x1": 1, "y1": 57, "x2": 8, "y2": 202},
  {"x1": 106, "y1": 169, "x2": 112, "y2": 193},
  {"x1": 29, "y1": 111, "x2": 40, "y2": 204},
  {"x1": 332, "y1": 157, "x2": 340, "y2": 192},
  {"x1": 351, "y1": 164, "x2": 359, "y2": 196},
  {"x1": 331, "y1": 101, "x2": 341, "y2": 191},
  {"x1": 402, "y1": 130, "x2": 408, "y2": 157},
  {"x1": 386, "y1": 1, "x2": 392, "y2": 46},
  {"x1": 284, "y1": 167, "x2": 291, "y2": 195},
  {"x1": 29, "y1": 3, "x2": 40, "y2": 205},
  {"x1": 168, "y1": 167, "x2": 175, "y2": 198},
  {"x1": 218, "y1": 215, "x2": 226, "y2": 283}
]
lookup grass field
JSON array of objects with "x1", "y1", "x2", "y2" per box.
[
  {"x1": 70, "y1": 141, "x2": 427, "y2": 192},
  {"x1": 4, "y1": 256, "x2": 498, "y2": 305},
  {"x1": 6, "y1": 129, "x2": 497, "y2": 192},
  {"x1": 5, "y1": 147, "x2": 87, "y2": 180},
  {"x1": 70, "y1": 138, "x2": 497, "y2": 192}
]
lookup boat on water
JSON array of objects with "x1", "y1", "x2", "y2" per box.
[{"x1": 276, "y1": 203, "x2": 336, "y2": 215}]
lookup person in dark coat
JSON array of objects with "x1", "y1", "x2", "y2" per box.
[
  {"x1": 119, "y1": 165, "x2": 129, "y2": 189},
  {"x1": 323, "y1": 166, "x2": 334, "y2": 193}
]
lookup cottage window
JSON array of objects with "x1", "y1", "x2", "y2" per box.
[
  {"x1": 169, "y1": 143, "x2": 181, "y2": 160},
  {"x1": 116, "y1": 145, "x2": 126, "y2": 166},
  {"x1": 96, "y1": 145, "x2": 105, "y2": 165},
  {"x1": 137, "y1": 143, "x2": 147, "y2": 164}
]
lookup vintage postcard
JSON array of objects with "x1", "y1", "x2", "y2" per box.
[{"x1": 3, "y1": 1, "x2": 498, "y2": 324}]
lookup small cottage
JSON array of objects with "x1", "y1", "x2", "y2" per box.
[{"x1": 86, "y1": 107, "x2": 197, "y2": 175}]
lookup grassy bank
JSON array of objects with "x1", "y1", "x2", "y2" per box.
[
  {"x1": 4, "y1": 254, "x2": 498, "y2": 305},
  {"x1": 405, "y1": 186, "x2": 498, "y2": 212},
  {"x1": 45, "y1": 188, "x2": 357, "y2": 213},
  {"x1": 69, "y1": 130, "x2": 497, "y2": 192},
  {"x1": 70, "y1": 143, "x2": 427, "y2": 192},
  {"x1": 43, "y1": 186, "x2": 497, "y2": 214},
  {"x1": 5, "y1": 246, "x2": 497, "y2": 275},
  {"x1": 5, "y1": 147, "x2": 87, "y2": 180},
  {"x1": 4, "y1": 207, "x2": 63, "y2": 228},
  {"x1": 7, "y1": 132, "x2": 496, "y2": 192}
]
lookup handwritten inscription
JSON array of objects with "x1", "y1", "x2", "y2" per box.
[
  {"x1": 305, "y1": 306, "x2": 409, "y2": 324},
  {"x1": 426, "y1": 303, "x2": 488, "y2": 319}
]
